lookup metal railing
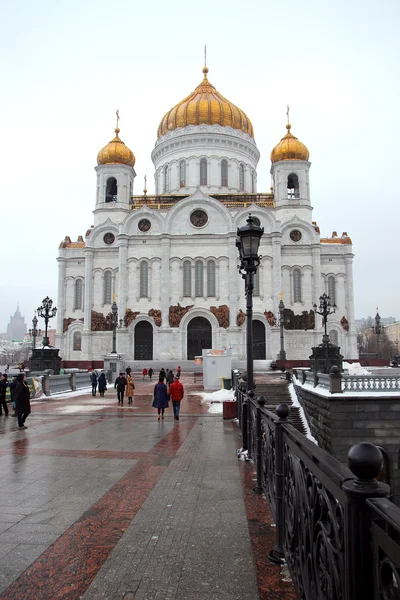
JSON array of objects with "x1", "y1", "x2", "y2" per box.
[
  {"x1": 293, "y1": 368, "x2": 400, "y2": 393},
  {"x1": 232, "y1": 374, "x2": 400, "y2": 600}
]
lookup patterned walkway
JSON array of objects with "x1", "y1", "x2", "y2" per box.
[{"x1": 0, "y1": 374, "x2": 295, "y2": 599}]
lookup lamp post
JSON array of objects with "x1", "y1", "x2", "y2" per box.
[
  {"x1": 278, "y1": 297, "x2": 286, "y2": 360},
  {"x1": 237, "y1": 213, "x2": 264, "y2": 450},
  {"x1": 111, "y1": 299, "x2": 119, "y2": 354},
  {"x1": 37, "y1": 297, "x2": 57, "y2": 347},
  {"x1": 313, "y1": 293, "x2": 337, "y2": 345},
  {"x1": 29, "y1": 311, "x2": 42, "y2": 350},
  {"x1": 374, "y1": 308, "x2": 383, "y2": 359}
]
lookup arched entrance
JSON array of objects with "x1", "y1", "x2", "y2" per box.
[
  {"x1": 134, "y1": 321, "x2": 153, "y2": 360},
  {"x1": 253, "y1": 319, "x2": 266, "y2": 360},
  {"x1": 187, "y1": 317, "x2": 212, "y2": 360}
]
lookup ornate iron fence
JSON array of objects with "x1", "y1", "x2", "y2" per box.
[{"x1": 233, "y1": 375, "x2": 400, "y2": 600}]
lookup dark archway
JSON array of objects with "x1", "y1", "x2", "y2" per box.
[
  {"x1": 106, "y1": 177, "x2": 118, "y2": 202},
  {"x1": 187, "y1": 317, "x2": 212, "y2": 360},
  {"x1": 253, "y1": 319, "x2": 266, "y2": 360},
  {"x1": 134, "y1": 321, "x2": 153, "y2": 360}
]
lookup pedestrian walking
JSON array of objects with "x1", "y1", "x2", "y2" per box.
[
  {"x1": 126, "y1": 366, "x2": 132, "y2": 376},
  {"x1": 98, "y1": 372, "x2": 107, "y2": 397},
  {"x1": 166, "y1": 369, "x2": 174, "y2": 388},
  {"x1": 126, "y1": 372, "x2": 135, "y2": 405},
  {"x1": 9, "y1": 376, "x2": 17, "y2": 417},
  {"x1": 142, "y1": 368, "x2": 148, "y2": 380},
  {"x1": 91, "y1": 371, "x2": 98, "y2": 396},
  {"x1": 159, "y1": 368, "x2": 166, "y2": 382},
  {"x1": 148, "y1": 367, "x2": 153, "y2": 380},
  {"x1": 0, "y1": 374, "x2": 9, "y2": 416},
  {"x1": 152, "y1": 377, "x2": 169, "y2": 420},
  {"x1": 169, "y1": 375, "x2": 184, "y2": 420},
  {"x1": 15, "y1": 373, "x2": 31, "y2": 430},
  {"x1": 176, "y1": 365, "x2": 181, "y2": 378},
  {"x1": 114, "y1": 372, "x2": 127, "y2": 405}
]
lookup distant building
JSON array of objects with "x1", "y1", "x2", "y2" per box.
[{"x1": 6, "y1": 306, "x2": 26, "y2": 341}]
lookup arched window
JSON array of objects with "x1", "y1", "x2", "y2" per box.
[
  {"x1": 140, "y1": 262, "x2": 148, "y2": 298},
  {"x1": 251, "y1": 171, "x2": 256, "y2": 193},
  {"x1": 200, "y1": 159, "x2": 207, "y2": 186},
  {"x1": 207, "y1": 261, "x2": 216, "y2": 297},
  {"x1": 293, "y1": 268, "x2": 302, "y2": 302},
  {"x1": 163, "y1": 166, "x2": 169, "y2": 193},
  {"x1": 221, "y1": 160, "x2": 228, "y2": 187},
  {"x1": 239, "y1": 164, "x2": 245, "y2": 191},
  {"x1": 253, "y1": 269, "x2": 260, "y2": 297},
  {"x1": 328, "y1": 275, "x2": 336, "y2": 306},
  {"x1": 329, "y1": 329, "x2": 338, "y2": 346},
  {"x1": 183, "y1": 261, "x2": 192, "y2": 297},
  {"x1": 73, "y1": 331, "x2": 81, "y2": 351},
  {"x1": 74, "y1": 279, "x2": 83, "y2": 310},
  {"x1": 106, "y1": 177, "x2": 118, "y2": 203},
  {"x1": 180, "y1": 161, "x2": 186, "y2": 188},
  {"x1": 287, "y1": 173, "x2": 300, "y2": 198},
  {"x1": 195, "y1": 261, "x2": 203, "y2": 297},
  {"x1": 103, "y1": 271, "x2": 112, "y2": 304}
]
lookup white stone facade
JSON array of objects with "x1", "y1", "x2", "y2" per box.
[{"x1": 55, "y1": 112, "x2": 358, "y2": 365}]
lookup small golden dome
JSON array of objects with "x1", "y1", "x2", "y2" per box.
[
  {"x1": 271, "y1": 124, "x2": 309, "y2": 163},
  {"x1": 157, "y1": 67, "x2": 254, "y2": 139},
  {"x1": 97, "y1": 127, "x2": 135, "y2": 167}
]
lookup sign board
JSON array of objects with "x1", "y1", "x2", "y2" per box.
[{"x1": 206, "y1": 349, "x2": 227, "y2": 356}]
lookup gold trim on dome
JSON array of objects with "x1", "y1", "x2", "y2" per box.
[
  {"x1": 157, "y1": 67, "x2": 254, "y2": 139},
  {"x1": 270, "y1": 123, "x2": 309, "y2": 163},
  {"x1": 97, "y1": 127, "x2": 135, "y2": 167}
]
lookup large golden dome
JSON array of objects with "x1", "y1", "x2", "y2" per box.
[
  {"x1": 157, "y1": 67, "x2": 254, "y2": 139},
  {"x1": 97, "y1": 127, "x2": 135, "y2": 167},
  {"x1": 271, "y1": 124, "x2": 309, "y2": 163}
]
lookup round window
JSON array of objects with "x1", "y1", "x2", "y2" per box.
[
  {"x1": 190, "y1": 209, "x2": 208, "y2": 228},
  {"x1": 138, "y1": 219, "x2": 151, "y2": 232},
  {"x1": 290, "y1": 229, "x2": 302, "y2": 242},
  {"x1": 103, "y1": 232, "x2": 115, "y2": 245}
]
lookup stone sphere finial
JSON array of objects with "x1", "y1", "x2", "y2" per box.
[
  {"x1": 330, "y1": 365, "x2": 340, "y2": 374},
  {"x1": 348, "y1": 442, "x2": 383, "y2": 481},
  {"x1": 276, "y1": 403, "x2": 290, "y2": 419},
  {"x1": 248, "y1": 390, "x2": 255, "y2": 399},
  {"x1": 257, "y1": 396, "x2": 266, "y2": 406}
]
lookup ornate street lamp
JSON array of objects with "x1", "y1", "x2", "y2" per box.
[
  {"x1": 37, "y1": 296, "x2": 57, "y2": 347},
  {"x1": 111, "y1": 299, "x2": 119, "y2": 354},
  {"x1": 237, "y1": 213, "x2": 264, "y2": 450},
  {"x1": 278, "y1": 295, "x2": 286, "y2": 360},
  {"x1": 28, "y1": 311, "x2": 42, "y2": 350},
  {"x1": 373, "y1": 308, "x2": 383, "y2": 359},
  {"x1": 313, "y1": 293, "x2": 337, "y2": 345}
]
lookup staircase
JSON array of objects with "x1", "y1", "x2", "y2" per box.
[{"x1": 255, "y1": 375, "x2": 307, "y2": 436}]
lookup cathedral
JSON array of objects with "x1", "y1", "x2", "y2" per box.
[{"x1": 55, "y1": 64, "x2": 357, "y2": 367}]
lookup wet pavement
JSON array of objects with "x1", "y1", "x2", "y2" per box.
[{"x1": 0, "y1": 374, "x2": 295, "y2": 599}]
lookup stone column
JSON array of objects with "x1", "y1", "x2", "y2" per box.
[
  {"x1": 160, "y1": 238, "x2": 171, "y2": 327},
  {"x1": 228, "y1": 235, "x2": 239, "y2": 326},
  {"x1": 118, "y1": 237, "x2": 128, "y2": 321},
  {"x1": 271, "y1": 234, "x2": 282, "y2": 316},
  {"x1": 345, "y1": 252, "x2": 357, "y2": 357},
  {"x1": 56, "y1": 257, "x2": 66, "y2": 334},
  {"x1": 83, "y1": 249, "x2": 94, "y2": 331}
]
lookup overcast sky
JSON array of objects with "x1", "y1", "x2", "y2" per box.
[{"x1": 1, "y1": 0, "x2": 399, "y2": 332}]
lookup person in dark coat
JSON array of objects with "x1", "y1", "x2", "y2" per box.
[
  {"x1": 148, "y1": 367, "x2": 154, "y2": 380},
  {"x1": 166, "y1": 369, "x2": 174, "y2": 388},
  {"x1": 91, "y1": 372, "x2": 98, "y2": 396},
  {"x1": 114, "y1": 373, "x2": 127, "y2": 405},
  {"x1": 98, "y1": 372, "x2": 107, "y2": 397},
  {"x1": 159, "y1": 368, "x2": 166, "y2": 382},
  {"x1": 15, "y1": 373, "x2": 31, "y2": 429},
  {"x1": 9, "y1": 376, "x2": 17, "y2": 417},
  {"x1": 152, "y1": 377, "x2": 169, "y2": 420},
  {"x1": 0, "y1": 374, "x2": 9, "y2": 416}
]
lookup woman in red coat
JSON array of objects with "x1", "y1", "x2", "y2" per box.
[{"x1": 169, "y1": 376, "x2": 184, "y2": 420}]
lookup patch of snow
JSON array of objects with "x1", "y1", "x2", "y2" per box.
[
  {"x1": 289, "y1": 383, "x2": 318, "y2": 445},
  {"x1": 237, "y1": 448, "x2": 251, "y2": 461},
  {"x1": 57, "y1": 404, "x2": 106, "y2": 414},
  {"x1": 198, "y1": 389, "x2": 235, "y2": 402},
  {"x1": 343, "y1": 361, "x2": 370, "y2": 375},
  {"x1": 207, "y1": 402, "x2": 223, "y2": 415}
]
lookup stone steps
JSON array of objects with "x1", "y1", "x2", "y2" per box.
[{"x1": 254, "y1": 378, "x2": 307, "y2": 436}]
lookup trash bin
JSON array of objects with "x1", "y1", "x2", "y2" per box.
[
  {"x1": 222, "y1": 378, "x2": 232, "y2": 390},
  {"x1": 223, "y1": 401, "x2": 237, "y2": 419}
]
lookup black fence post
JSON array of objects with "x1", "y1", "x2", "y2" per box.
[
  {"x1": 247, "y1": 390, "x2": 255, "y2": 458},
  {"x1": 343, "y1": 442, "x2": 390, "y2": 600},
  {"x1": 268, "y1": 403, "x2": 290, "y2": 565},
  {"x1": 253, "y1": 396, "x2": 266, "y2": 494}
]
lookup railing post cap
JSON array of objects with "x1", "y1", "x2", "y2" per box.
[
  {"x1": 330, "y1": 365, "x2": 340, "y2": 374},
  {"x1": 348, "y1": 442, "x2": 382, "y2": 481},
  {"x1": 276, "y1": 403, "x2": 290, "y2": 419},
  {"x1": 248, "y1": 390, "x2": 255, "y2": 398},
  {"x1": 257, "y1": 396, "x2": 266, "y2": 406}
]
